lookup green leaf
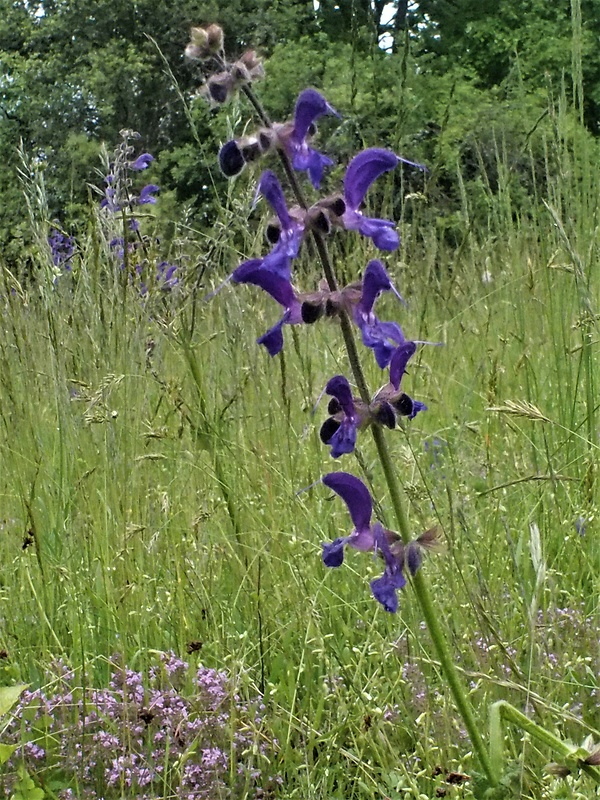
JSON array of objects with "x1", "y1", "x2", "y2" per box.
[
  {"x1": 10, "y1": 765, "x2": 45, "y2": 800},
  {"x1": 0, "y1": 684, "x2": 28, "y2": 717},
  {"x1": 0, "y1": 743, "x2": 17, "y2": 765}
]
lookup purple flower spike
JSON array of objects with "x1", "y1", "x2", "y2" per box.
[
  {"x1": 130, "y1": 153, "x2": 154, "y2": 171},
  {"x1": 342, "y1": 148, "x2": 425, "y2": 251},
  {"x1": 281, "y1": 89, "x2": 339, "y2": 188}
]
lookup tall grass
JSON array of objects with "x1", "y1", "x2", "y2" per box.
[{"x1": 1, "y1": 57, "x2": 599, "y2": 800}]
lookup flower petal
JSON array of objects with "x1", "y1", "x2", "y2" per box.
[
  {"x1": 292, "y1": 148, "x2": 334, "y2": 191},
  {"x1": 232, "y1": 264, "x2": 296, "y2": 308},
  {"x1": 356, "y1": 216, "x2": 400, "y2": 251},
  {"x1": 322, "y1": 536, "x2": 348, "y2": 567},
  {"x1": 257, "y1": 170, "x2": 292, "y2": 228},
  {"x1": 322, "y1": 472, "x2": 372, "y2": 532},
  {"x1": 257, "y1": 316, "x2": 286, "y2": 356},
  {"x1": 370, "y1": 569, "x2": 406, "y2": 612},
  {"x1": 325, "y1": 376, "x2": 355, "y2": 417},
  {"x1": 328, "y1": 419, "x2": 358, "y2": 458},
  {"x1": 292, "y1": 88, "x2": 338, "y2": 144},
  {"x1": 389, "y1": 341, "x2": 417, "y2": 390},
  {"x1": 344, "y1": 148, "x2": 400, "y2": 210}
]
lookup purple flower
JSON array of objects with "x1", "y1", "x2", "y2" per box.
[
  {"x1": 352, "y1": 260, "x2": 407, "y2": 368},
  {"x1": 48, "y1": 227, "x2": 75, "y2": 270},
  {"x1": 320, "y1": 376, "x2": 361, "y2": 458},
  {"x1": 236, "y1": 171, "x2": 305, "y2": 282},
  {"x1": 341, "y1": 148, "x2": 425, "y2": 251},
  {"x1": 388, "y1": 342, "x2": 428, "y2": 419},
  {"x1": 130, "y1": 153, "x2": 154, "y2": 171},
  {"x1": 321, "y1": 472, "x2": 407, "y2": 612},
  {"x1": 137, "y1": 184, "x2": 159, "y2": 205},
  {"x1": 278, "y1": 89, "x2": 339, "y2": 189},
  {"x1": 232, "y1": 261, "x2": 302, "y2": 356},
  {"x1": 157, "y1": 261, "x2": 179, "y2": 290}
]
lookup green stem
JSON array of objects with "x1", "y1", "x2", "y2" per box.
[{"x1": 492, "y1": 700, "x2": 600, "y2": 783}]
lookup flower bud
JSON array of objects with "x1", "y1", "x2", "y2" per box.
[
  {"x1": 205, "y1": 72, "x2": 233, "y2": 104},
  {"x1": 205, "y1": 24, "x2": 224, "y2": 52},
  {"x1": 190, "y1": 26, "x2": 209, "y2": 49},
  {"x1": 219, "y1": 140, "x2": 245, "y2": 177},
  {"x1": 301, "y1": 300, "x2": 324, "y2": 324},
  {"x1": 239, "y1": 137, "x2": 262, "y2": 164},
  {"x1": 238, "y1": 49, "x2": 265, "y2": 80},
  {"x1": 187, "y1": 25, "x2": 223, "y2": 60}
]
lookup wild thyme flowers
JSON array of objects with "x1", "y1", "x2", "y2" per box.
[{"x1": 4, "y1": 653, "x2": 277, "y2": 799}]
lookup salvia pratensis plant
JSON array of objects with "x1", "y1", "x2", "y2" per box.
[{"x1": 183, "y1": 24, "x2": 600, "y2": 794}]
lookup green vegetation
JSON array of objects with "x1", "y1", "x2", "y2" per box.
[{"x1": 0, "y1": 2, "x2": 599, "y2": 798}]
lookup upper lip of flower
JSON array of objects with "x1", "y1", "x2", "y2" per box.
[{"x1": 339, "y1": 148, "x2": 426, "y2": 251}]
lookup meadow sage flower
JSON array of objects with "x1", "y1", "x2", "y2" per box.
[
  {"x1": 321, "y1": 472, "x2": 406, "y2": 612},
  {"x1": 316, "y1": 148, "x2": 424, "y2": 251},
  {"x1": 232, "y1": 263, "x2": 302, "y2": 355},
  {"x1": 321, "y1": 472, "x2": 438, "y2": 612},
  {"x1": 319, "y1": 376, "x2": 363, "y2": 458},
  {"x1": 372, "y1": 341, "x2": 428, "y2": 420},
  {"x1": 137, "y1": 184, "x2": 159, "y2": 205},
  {"x1": 219, "y1": 88, "x2": 336, "y2": 182},
  {"x1": 353, "y1": 259, "x2": 407, "y2": 368},
  {"x1": 274, "y1": 88, "x2": 339, "y2": 188},
  {"x1": 130, "y1": 153, "x2": 154, "y2": 171},
  {"x1": 234, "y1": 170, "x2": 304, "y2": 282}
]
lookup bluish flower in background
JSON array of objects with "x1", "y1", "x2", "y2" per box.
[
  {"x1": 157, "y1": 261, "x2": 179, "y2": 291},
  {"x1": 275, "y1": 88, "x2": 339, "y2": 189},
  {"x1": 424, "y1": 437, "x2": 447, "y2": 470},
  {"x1": 48, "y1": 227, "x2": 75, "y2": 271},
  {"x1": 137, "y1": 184, "x2": 160, "y2": 205},
  {"x1": 352, "y1": 260, "x2": 407, "y2": 368},
  {"x1": 100, "y1": 175, "x2": 121, "y2": 212},
  {"x1": 130, "y1": 153, "x2": 154, "y2": 171}
]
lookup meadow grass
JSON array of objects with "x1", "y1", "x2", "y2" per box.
[{"x1": 1, "y1": 89, "x2": 599, "y2": 799}]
